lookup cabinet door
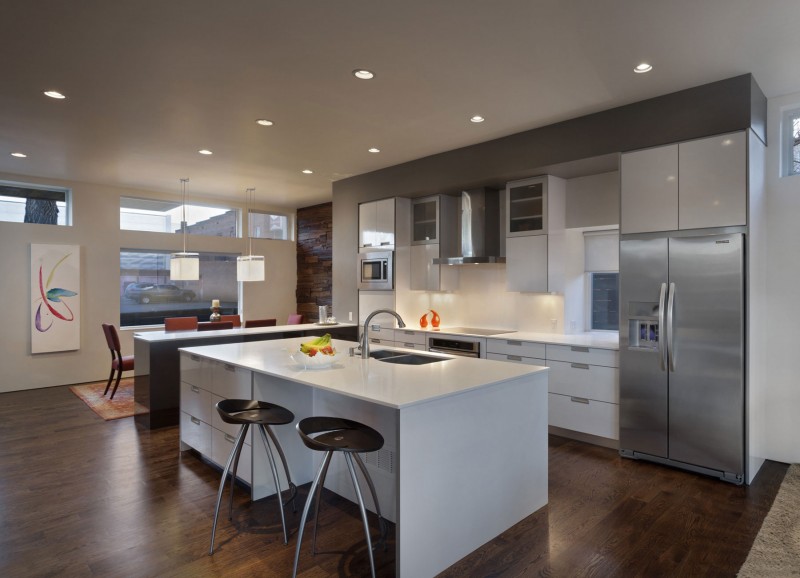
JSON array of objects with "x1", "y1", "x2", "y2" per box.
[
  {"x1": 374, "y1": 198, "x2": 395, "y2": 247},
  {"x1": 359, "y1": 202, "x2": 376, "y2": 247},
  {"x1": 410, "y1": 244, "x2": 439, "y2": 291},
  {"x1": 411, "y1": 197, "x2": 439, "y2": 244},
  {"x1": 506, "y1": 177, "x2": 546, "y2": 237},
  {"x1": 678, "y1": 132, "x2": 746, "y2": 230},
  {"x1": 621, "y1": 144, "x2": 679, "y2": 234},
  {"x1": 506, "y1": 235, "x2": 547, "y2": 292}
]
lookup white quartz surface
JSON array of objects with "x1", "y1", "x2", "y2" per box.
[
  {"x1": 488, "y1": 331, "x2": 619, "y2": 350},
  {"x1": 180, "y1": 336, "x2": 546, "y2": 409},
  {"x1": 134, "y1": 322, "x2": 356, "y2": 342}
]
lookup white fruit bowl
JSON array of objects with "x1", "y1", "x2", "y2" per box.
[{"x1": 290, "y1": 347, "x2": 342, "y2": 369}]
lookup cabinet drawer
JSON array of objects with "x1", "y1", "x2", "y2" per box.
[
  {"x1": 180, "y1": 411, "x2": 212, "y2": 455},
  {"x1": 545, "y1": 344, "x2": 619, "y2": 367},
  {"x1": 180, "y1": 381, "x2": 212, "y2": 424},
  {"x1": 368, "y1": 337, "x2": 395, "y2": 347},
  {"x1": 396, "y1": 342, "x2": 426, "y2": 351},
  {"x1": 394, "y1": 329, "x2": 426, "y2": 345},
  {"x1": 211, "y1": 362, "x2": 252, "y2": 398},
  {"x1": 548, "y1": 393, "x2": 619, "y2": 440},
  {"x1": 211, "y1": 394, "x2": 254, "y2": 445},
  {"x1": 211, "y1": 428, "x2": 252, "y2": 484},
  {"x1": 487, "y1": 338, "x2": 546, "y2": 359},
  {"x1": 548, "y1": 360, "x2": 618, "y2": 404},
  {"x1": 487, "y1": 352, "x2": 546, "y2": 367},
  {"x1": 181, "y1": 352, "x2": 212, "y2": 389}
]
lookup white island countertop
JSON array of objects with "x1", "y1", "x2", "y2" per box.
[{"x1": 180, "y1": 336, "x2": 547, "y2": 409}]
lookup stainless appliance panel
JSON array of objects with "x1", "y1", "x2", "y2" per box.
[
  {"x1": 667, "y1": 234, "x2": 744, "y2": 475},
  {"x1": 619, "y1": 237, "x2": 669, "y2": 458},
  {"x1": 357, "y1": 250, "x2": 393, "y2": 291}
]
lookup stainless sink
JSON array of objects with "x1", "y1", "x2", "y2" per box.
[{"x1": 369, "y1": 351, "x2": 448, "y2": 365}]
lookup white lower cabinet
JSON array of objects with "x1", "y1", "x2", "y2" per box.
[
  {"x1": 180, "y1": 352, "x2": 254, "y2": 485},
  {"x1": 394, "y1": 329, "x2": 427, "y2": 351},
  {"x1": 486, "y1": 338, "x2": 620, "y2": 441}
]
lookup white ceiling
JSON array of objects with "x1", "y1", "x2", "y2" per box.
[{"x1": 2, "y1": 0, "x2": 799, "y2": 209}]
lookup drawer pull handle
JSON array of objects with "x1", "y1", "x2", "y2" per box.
[
  {"x1": 401, "y1": 330, "x2": 414, "y2": 336},
  {"x1": 571, "y1": 363, "x2": 590, "y2": 370},
  {"x1": 404, "y1": 343, "x2": 415, "y2": 347},
  {"x1": 370, "y1": 338, "x2": 381, "y2": 343},
  {"x1": 507, "y1": 355, "x2": 523, "y2": 362},
  {"x1": 190, "y1": 416, "x2": 201, "y2": 425},
  {"x1": 190, "y1": 385, "x2": 200, "y2": 393},
  {"x1": 570, "y1": 346, "x2": 590, "y2": 353},
  {"x1": 225, "y1": 434, "x2": 236, "y2": 443},
  {"x1": 224, "y1": 364, "x2": 236, "y2": 372},
  {"x1": 506, "y1": 340, "x2": 522, "y2": 346},
  {"x1": 570, "y1": 396, "x2": 590, "y2": 404},
  {"x1": 191, "y1": 354, "x2": 200, "y2": 361}
]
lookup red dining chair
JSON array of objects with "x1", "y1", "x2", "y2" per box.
[
  {"x1": 220, "y1": 314, "x2": 241, "y2": 328},
  {"x1": 287, "y1": 314, "x2": 304, "y2": 325},
  {"x1": 164, "y1": 316, "x2": 199, "y2": 331},
  {"x1": 244, "y1": 318, "x2": 278, "y2": 328},
  {"x1": 197, "y1": 321, "x2": 234, "y2": 331},
  {"x1": 102, "y1": 323, "x2": 134, "y2": 400}
]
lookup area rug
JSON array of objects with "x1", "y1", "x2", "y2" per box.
[
  {"x1": 738, "y1": 463, "x2": 800, "y2": 577},
  {"x1": 69, "y1": 377, "x2": 149, "y2": 421}
]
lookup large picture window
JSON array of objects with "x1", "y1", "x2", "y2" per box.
[
  {"x1": 0, "y1": 181, "x2": 70, "y2": 225},
  {"x1": 120, "y1": 197, "x2": 237, "y2": 237},
  {"x1": 584, "y1": 230, "x2": 619, "y2": 331},
  {"x1": 120, "y1": 250, "x2": 239, "y2": 327}
]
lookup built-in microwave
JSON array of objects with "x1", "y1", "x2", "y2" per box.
[{"x1": 357, "y1": 250, "x2": 393, "y2": 290}]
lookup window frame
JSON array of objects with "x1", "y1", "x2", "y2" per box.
[
  {"x1": 783, "y1": 107, "x2": 800, "y2": 177},
  {"x1": 586, "y1": 271, "x2": 620, "y2": 332},
  {"x1": 248, "y1": 209, "x2": 293, "y2": 241},
  {"x1": 120, "y1": 196, "x2": 239, "y2": 237},
  {"x1": 0, "y1": 179, "x2": 72, "y2": 226}
]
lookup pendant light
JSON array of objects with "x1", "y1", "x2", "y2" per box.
[
  {"x1": 170, "y1": 178, "x2": 200, "y2": 280},
  {"x1": 237, "y1": 187, "x2": 265, "y2": 282}
]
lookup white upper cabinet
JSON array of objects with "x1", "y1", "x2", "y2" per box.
[
  {"x1": 410, "y1": 243, "x2": 458, "y2": 292},
  {"x1": 621, "y1": 131, "x2": 747, "y2": 234},
  {"x1": 678, "y1": 132, "x2": 746, "y2": 230},
  {"x1": 620, "y1": 144, "x2": 679, "y2": 234},
  {"x1": 359, "y1": 198, "x2": 395, "y2": 248}
]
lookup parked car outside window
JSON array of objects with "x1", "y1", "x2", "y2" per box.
[{"x1": 124, "y1": 283, "x2": 196, "y2": 304}]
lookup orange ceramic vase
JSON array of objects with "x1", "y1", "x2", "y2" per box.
[
  {"x1": 430, "y1": 309, "x2": 440, "y2": 328},
  {"x1": 419, "y1": 312, "x2": 429, "y2": 328}
]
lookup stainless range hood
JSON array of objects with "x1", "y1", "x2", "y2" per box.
[{"x1": 433, "y1": 188, "x2": 505, "y2": 265}]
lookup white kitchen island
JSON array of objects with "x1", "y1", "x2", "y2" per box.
[{"x1": 179, "y1": 336, "x2": 548, "y2": 577}]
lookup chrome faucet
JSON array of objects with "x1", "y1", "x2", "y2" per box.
[{"x1": 360, "y1": 309, "x2": 406, "y2": 359}]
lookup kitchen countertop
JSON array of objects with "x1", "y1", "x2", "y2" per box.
[
  {"x1": 180, "y1": 336, "x2": 547, "y2": 409},
  {"x1": 394, "y1": 326, "x2": 619, "y2": 350},
  {"x1": 134, "y1": 321, "x2": 357, "y2": 342}
]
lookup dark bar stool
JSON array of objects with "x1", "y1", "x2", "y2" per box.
[
  {"x1": 209, "y1": 399, "x2": 298, "y2": 555},
  {"x1": 292, "y1": 417, "x2": 388, "y2": 578}
]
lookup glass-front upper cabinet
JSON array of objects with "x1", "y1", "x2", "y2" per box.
[
  {"x1": 411, "y1": 196, "x2": 439, "y2": 244},
  {"x1": 505, "y1": 176, "x2": 547, "y2": 237}
]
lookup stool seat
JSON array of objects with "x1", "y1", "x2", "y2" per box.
[
  {"x1": 293, "y1": 416, "x2": 387, "y2": 578},
  {"x1": 217, "y1": 399, "x2": 294, "y2": 426},
  {"x1": 297, "y1": 416, "x2": 384, "y2": 453},
  {"x1": 209, "y1": 398, "x2": 297, "y2": 555}
]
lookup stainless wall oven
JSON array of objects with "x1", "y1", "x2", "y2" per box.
[
  {"x1": 357, "y1": 250, "x2": 393, "y2": 290},
  {"x1": 428, "y1": 336, "x2": 481, "y2": 358}
]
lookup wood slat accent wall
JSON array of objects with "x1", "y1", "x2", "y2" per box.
[{"x1": 296, "y1": 202, "x2": 332, "y2": 322}]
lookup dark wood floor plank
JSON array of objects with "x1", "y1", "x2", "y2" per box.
[{"x1": 0, "y1": 385, "x2": 787, "y2": 577}]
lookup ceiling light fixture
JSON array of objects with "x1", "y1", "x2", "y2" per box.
[
  {"x1": 352, "y1": 69, "x2": 375, "y2": 80},
  {"x1": 10, "y1": 152, "x2": 27, "y2": 158},
  {"x1": 470, "y1": 115, "x2": 485, "y2": 123},
  {"x1": 170, "y1": 178, "x2": 200, "y2": 281},
  {"x1": 256, "y1": 119, "x2": 274, "y2": 126},
  {"x1": 43, "y1": 90, "x2": 66, "y2": 99},
  {"x1": 368, "y1": 147, "x2": 380, "y2": 153},
  {"x1": 302, "y1": 169, "x2": 313, "y2": 174},
  {"x1": 237, "y1": 187, "x2": 265, "y2": 282},
  {"x1": 198, "y1": 149, "x2": 213, "y2": 155},
  {"x1": 634, "y1": 63, "x2": 653, "y2": 74}
]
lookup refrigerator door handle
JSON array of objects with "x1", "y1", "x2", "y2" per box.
[
  {"x1": 667, "y1": 282, "x2": 676, "y2": 372},
  {"x1": 658, "y1": 282, "x2": 667, "y2": 371}
]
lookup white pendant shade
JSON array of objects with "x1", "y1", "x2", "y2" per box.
[
  {"x1": 170, "y1": 252, "x2": 200, "y2": 280},
  {"x1": 237, "y1": 254, "x2": 265, "y2": 282}
]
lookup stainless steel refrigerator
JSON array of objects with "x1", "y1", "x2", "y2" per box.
[{"x1": 619, "y1": 230, "x2": 745, "y2": 484}]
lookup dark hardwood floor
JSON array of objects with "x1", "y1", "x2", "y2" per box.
[{"x1": 0, "y1": 384, "x2": 787, "y2": 577}]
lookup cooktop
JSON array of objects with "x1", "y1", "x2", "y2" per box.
[{"x1": 440, "y1": 327, "x2": 515, "y2": 337}]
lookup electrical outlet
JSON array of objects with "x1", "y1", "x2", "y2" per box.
[
  {"x1": 550, "y1": 318, "x2": 558, "y2": 331},
  {"x1": 349, "y1": 311, "x2": 353, "y2": 321}
]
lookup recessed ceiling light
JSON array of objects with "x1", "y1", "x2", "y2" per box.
[
  {"x1": 470, "y1": 115, "x2": 485, "y2": 123},
  {"x1": 302, "y1": 169, "x2": 313, "y2": 174},
  {"x1": 634, "y1": 63, "x2": 653, "y2": 74},
  {"x1": 368, "y1": 147, "x2": 380, "y2": 153},
  {"x1": 10, "y1": 152, "x2": 27, "y2": 158},
  {"x1": 198, "y1": 149, "x2": 213, "y2": 155},
  {"x1": 43, "y1": 90, "x2": 66, "y2": 99},
  {"x1": 256, "y1": 119, "x2": 274, "y2": 126},
  {"x1": 353, "y1": 69, "x2": 375, "y2": 80}
]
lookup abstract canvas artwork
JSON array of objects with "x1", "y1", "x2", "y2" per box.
[{"x1": 31, "y1": 244, "x2": 81, "y2": 353}]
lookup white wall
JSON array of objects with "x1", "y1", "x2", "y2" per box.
[
  {"x1": 763, "y1": 92, "x2": 800, "y2": 464},
  {"x1": 0, "y1": 172, "x2": 297, "y2": 393}
]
